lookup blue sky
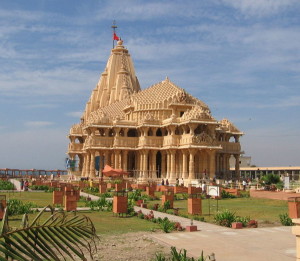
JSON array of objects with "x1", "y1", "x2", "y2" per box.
[{"x1": 1, "y1": 0, "x2": 299, "y2": 169}]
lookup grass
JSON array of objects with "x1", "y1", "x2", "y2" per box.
[
  {"x1": 8, "y1": 211, "x2": 159, "y2": 235},
  {"x1": 2, "y1": 191, "x2": 289, "y2": 231},
  {"x1": 147, "y1": 192, "x2": 288, "y2": 225},
  {"x1": 0, "y1": 191, "x2": 87, "y2": 207}
]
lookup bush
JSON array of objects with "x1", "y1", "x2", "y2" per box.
[
  {"x1": 214, "y1": 209, "x2": 237, "y2": 227},
  {"x1": 152, "y1": 247, "x2": 207, "y2": 261},
  {"x1": 163, "y1": 200, "x2": 171, "y2": 211},
  {"x1": 194, "y1": 216, "x2": 205, "y2": 222},
  {"x1": 85, "y1": 196, "x2": 112, "y2": 211},
  {"x1": 279, "y1": 213, "x2": 293, "y2": 226},
  {"x1": 235, "y1": 216, "x2": 250, "y2": 227},
  {"x1": 128, "y1": 190, "x2": 143, "y2": 201},
  {"x1": 7, "y1": 199, "x2": 37, "y2": 215},
  {"x1": 0, "y1": 180, "x2": 14, "y2": 190},
  {"x1": 261, "y1": 173, "x2": 280, "y2": 185},
  {"x1": 30, "y1": 185, "x2": 50, "y2": 191},
  {"x1": 159, "y1": 218, "x2": 175, "y2": 233},
  {"x1": 221, "y1": 190, "x2": 236, "y2": 199}
]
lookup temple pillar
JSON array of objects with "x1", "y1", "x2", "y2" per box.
[
  {"x1": 170, "y1": 150, "x2": 176, "y2": 181},
  {"x1": 85, "y1": 153, "x2": 90, "y2": 177},
  {"x1": 208, "y1": 150, "x2": 216, "y2": 179},
  {"x1": 143, "y1": 150, "x2": 149, "y2": 179},
  {"x1": 182, "y1": 150, "x2": 188, "y2": 179},
  {"x1": 167, "y1": 151, "x2": 171, "y2": 179},
  {"x1": 122, "y1": 150, "x2": 128, "y2": 171},
  {"x1": 234, "y1": 154, "x2": 240, "y2": 180},
  {"x1": 104, "y1": 151, "x2": 110, "y2": 166},
  {"x1": 188, "y1": 149, "x2": 196, "y2": 180},
  {"x1": 151, "y1": 150, "x2": 157, "y2": 179},
  {"x1": 90, "y1": 151, "x2": 96, "y2": 178},
  {"x1": 161, "y1": 151, "x2": 166, "y2": 179},
  {"x1": 115, "y1": 150, "x2": 121, "y2": 169}
]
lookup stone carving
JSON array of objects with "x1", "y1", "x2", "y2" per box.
[
  {"x1": 219, "y1": 118, "x2": 240, "y2": 132},
  {"x1": 182, "y1": 105, "x2": 212, "y2": 120},
  {"x1": 144, "y1": 112, "x2": 154, "y2": 121},
  {"x1": 192, "y1": 132, "x2": 215, "y2": 144}
]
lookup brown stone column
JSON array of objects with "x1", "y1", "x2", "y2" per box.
[
  {"x1": 104, "y1": 151, "x2": 110, "y2": 166},
  {"x1": 182, "y1": 150, "x2": 188, "y2": 179},
  {"x1": 115, "y1": 150, "x2": 120, "y2": 169},
  {"x1": 234, "y1": 154, "x2": 240, "y2": 180},
  {"x1": 170, "y1": 150, "x2": 176, "y2": 180},
  {"x1": 90, "y1": 151, "x2": 96, "y2": 178},
  {"x1": 122, "y1": 150, "x2": 128, "y2": 171},
  {"x1": 209, "y1": 150, "x2": 216, "y2": 179},
  {"x1": 143, "y1": 150, "x2": 149, "y2": 178},
  {"x1": 151, "y1": 150, "x2": 157, "y2": 179},
  {"x1": 188, "y1": 149, "x2": 196, "y2": 180},
  {"x1": 85, "y1": 153, "x2": 90, "y2": 177},
  {"x1": 161, "y1": 151, "x2": 166, "y2": 179}
]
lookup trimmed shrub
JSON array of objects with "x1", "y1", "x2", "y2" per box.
[
  {"x1": 279, "y1": 213, "x2": 293, "y2": 226},
  {"x1": 0, "y1": 180, "x2": 14, "y2": 190},
  {"x1": 214, "y1": 209, "x2": 236, "y2": 227}
]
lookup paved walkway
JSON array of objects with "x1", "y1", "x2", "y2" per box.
[
  {"x1": 250, "y1": 190, "x2": 300, "y2": 200},
  {"x1": 135, "y1": 207, "x2": 296, "y2": 261}
]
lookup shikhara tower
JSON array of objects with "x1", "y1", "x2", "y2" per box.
[{"x1": 67, "y1": 39, "x2": 243, "y2": 183}]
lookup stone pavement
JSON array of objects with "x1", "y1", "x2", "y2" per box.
[
  {"x1": 250, "y1": 190, "x2": 300, "y2": 201},
  {"x1": 135, "y1": 207, "x2": 296, "y2": 261}
]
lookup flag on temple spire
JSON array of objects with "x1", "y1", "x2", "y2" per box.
[{"x1": 113, "y1": 32, "x2": 119, "y2": 41}]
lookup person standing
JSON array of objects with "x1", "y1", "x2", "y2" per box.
[
  {"x1": 166, "y1": 179, "x2": 169, "y2": 186},
  {"x1": 161, "y1": 179, "x2": 165, "y2": 186},
  {"x1": 20, "y1": 179, "x2": 24, "y2": 191}
]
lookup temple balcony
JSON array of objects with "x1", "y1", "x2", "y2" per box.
[
  {"x1": 218, "y1": 141, "x2": 241, "y2": 153},
  {"x1": 68, "y1": 143, "x2": 84, "y2": 152},
  {"x1": 113, "y1": 136, "x2": 138, "y2": 148},
  {"x1": 163, "y1": 135, "x2": 180, "y2": 147},
  {"x1": 138, "y1": 136, "x2": 163, "y2": 147},
  {"x1": 84, "y1": 136, "x2": 114, "y2": 149}
]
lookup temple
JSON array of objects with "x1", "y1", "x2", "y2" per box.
[{"x1": 67, "y1": 39, "x2": 243, "y2": 184}]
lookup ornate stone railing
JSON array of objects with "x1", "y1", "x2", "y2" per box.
[
  {"x1": 138, "y1": 136, "x2": 163, "y2": 147},
  {"x1": 163, "y1": 135, "x2": 180, "y2": 147},
  {"x1": 113, "y1": 137, "x2": 138, "y2": 148},
  {"x1": 84, "y1": 136, "x2": 114, "y2": 148},
  {"x1": 68, "y1": 143, "x2": 84, "y2": 151},
  {"x1": 218, "y1": 141, "x2": 241, "y2": 153}
]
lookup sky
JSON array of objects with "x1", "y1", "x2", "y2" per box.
[{"x1": 0, "y1": 0, "x2": 299, "y2": 170}]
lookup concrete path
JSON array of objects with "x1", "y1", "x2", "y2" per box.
[
  {"x1": 80, "y1": 191, "x2": 113, "y2": 202},
  {"x1": 135, "y1": 207, "x2": 296, "y2": 261}
]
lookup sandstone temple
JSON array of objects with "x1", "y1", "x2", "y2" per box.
[{"x1": 67, "y1": 39, "x2": 243, "y2": 184}]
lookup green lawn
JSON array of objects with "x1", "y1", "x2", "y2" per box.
[
  {"x1": 146, "y1": 192, "x2": 288, "y2": 225},
  {"x1": 1, "y1": 191, "x2": 86, "y2": 207},
  {"x1": 8, "y1": 211, "x2": 159, "y2": 235},
  {"x1": 2, "y1": 191, "x2": 289, "y2": 230}
]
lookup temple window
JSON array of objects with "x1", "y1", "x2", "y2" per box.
[
  {"x1": 128, "y1": 129, "x2": 138, "y2": 137},
  {"x1": 156, "y1": 128, "x2": 162, "y2": 137}
]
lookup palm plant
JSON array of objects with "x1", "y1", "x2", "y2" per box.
[{"x1": 0, "y1": 206, "x2": 99, "y2": 260}]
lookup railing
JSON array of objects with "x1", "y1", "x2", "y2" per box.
[
  {"x1": 84, "y1": 136, "x2": 114, "y2": 148},
  {"x1": 163, "y1": 135, "x2": 180, "y2": 147},
  {"x1": 113, "y1": 137, "x2": 138, "y2": 148},
  {"x1": 138, "y1": 136, "x2": 163, "y2": 147},
  {"x1": 68, "y1": 143, "x2": 83, "y2": 151},
  {"x1": 218, "y1": 142, "x2": 241, "y2": 153}
]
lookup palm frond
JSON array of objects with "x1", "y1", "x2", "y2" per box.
[{"x1": 0, "y1": 206, "x2": 99, "y2": 261}]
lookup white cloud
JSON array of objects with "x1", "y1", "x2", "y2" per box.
[
  {"x1": 221, "y1": 0, "x2": 298, "y2": 16},
  {"x1": 24, "y1": 121, "x2": 54, "y2": 127},
  {"x1": 0, "y1": 128, "x2": 68, "y2": 169},
  {"x1": 66, "y1": 111, "x2": 83, "y2": 118}
]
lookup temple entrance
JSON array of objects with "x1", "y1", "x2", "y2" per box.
[{"x1": 156, "y1": 151, "x2": 162, "y2": 178}]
